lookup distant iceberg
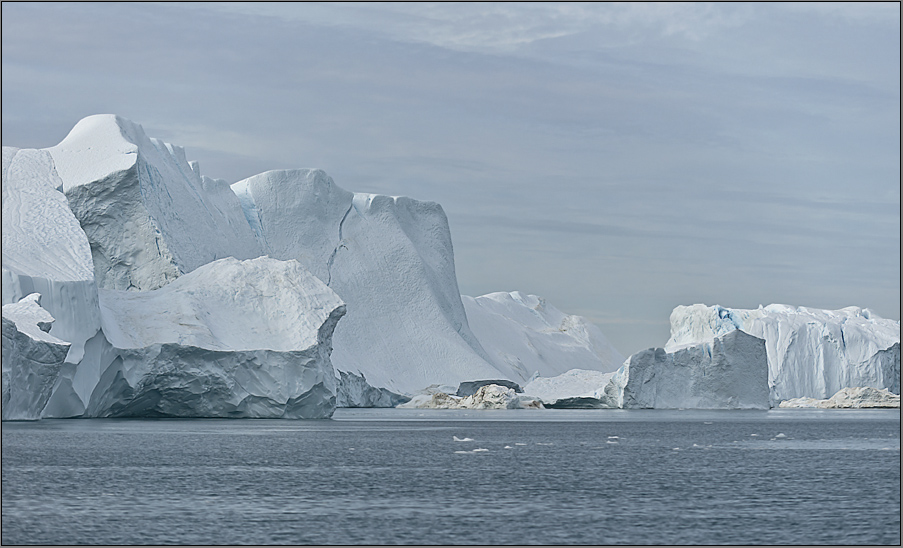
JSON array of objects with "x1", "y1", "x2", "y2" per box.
[{"x1": 667, "y1": 304, "x2": 900, "y2": 403}]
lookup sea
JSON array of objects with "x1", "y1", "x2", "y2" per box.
[{"x1": 2, "y1": 408, "x2": 900, "y2": 545}]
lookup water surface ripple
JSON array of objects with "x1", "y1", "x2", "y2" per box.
[{"x1": 2, "y1": 409, "x2": 900, "y2": 545}]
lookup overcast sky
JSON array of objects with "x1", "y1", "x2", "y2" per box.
[{"x1": 2, "y1": 2, "x2": 900, "y2": 356}]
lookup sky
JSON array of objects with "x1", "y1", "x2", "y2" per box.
[{"x1": 2, "y1": 2, "x2": 900, "y2": 356}]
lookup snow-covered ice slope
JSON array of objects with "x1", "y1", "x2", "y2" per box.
[
  {"x1": 462, "y1": 291, "x2": 624, "y2": 384},
  {"x1": 604, "y1": 330, "x2": 769, "y2": 409},
  {"x1": 666, "y1": 304, "x2": 901, "y2": 402},
  {"x1": 232, "y1": 170, "x2": 496, "y2": 394},
  {"x1": 47, "y1": 114, "x2": 261, "y2": 291},
  {"x1": 2, "y1": 294, "x2": 71, "y2": 420},
  {"x1": 1, "y1": 146, "x2": 107, "y2": 417},
  {"x1": 86, "y1": 257, "x2": 345, "y2": 418}
]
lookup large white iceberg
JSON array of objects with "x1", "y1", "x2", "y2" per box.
[
  {"x1": 231, "y1": 169, "x2": 502, "y2": 395},
  {"x1": 86, "y1": 257, "x2": 345, "y2": 418},
  {"x1": 461, "y1": 291, "x2": 624, "y2": 384},
  {"x1": 667, "y1": 304, "x2": 901, "y2": 403},
  {"x1": 2, "y1": 294, "x2": 70, "y2": 420},
  {"x1": 604, "y1": 329, "x2": 770, "y2": 409}
]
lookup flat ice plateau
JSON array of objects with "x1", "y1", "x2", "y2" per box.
[{"x1": 1, "y1": 114, "x2": 899, "y2": 418}]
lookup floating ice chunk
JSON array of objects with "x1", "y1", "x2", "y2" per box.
[{"x1": 453, "y1": 436, "x2": 474, "y2": 442}]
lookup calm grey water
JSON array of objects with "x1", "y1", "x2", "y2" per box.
[{"x1": 2, "y1": 409, "x2": 900, "y2": 545}]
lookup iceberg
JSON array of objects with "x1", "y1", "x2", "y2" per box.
[
  {"x1": 85, "y1": 257, "x2": 345, "y2": 418},
  {"x1": 778, "y1": 387, "x2": 900, "y2": 409},
  {"x1": 667, "y1": 304, "x2": 901, "y2": 402},
  {"x1": 2, "y1": 294, "x2": 70, "y2": 420},
  {"x1": 231, "y1": 169, "x2": 501, "y2": 395},
  {"x1": 462, "y1": 291, "x2": 624, "y2": 384},
  {"x1": 604, "y1": 329, "x2": 770, "y2": 409}
]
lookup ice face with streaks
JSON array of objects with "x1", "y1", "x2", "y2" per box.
[
  {"x1": 232, "y1": 170, "x2": 498, "y2": 395},
  {"x1": 666, "y1": 304, "x2": 900, "y2": 403}
]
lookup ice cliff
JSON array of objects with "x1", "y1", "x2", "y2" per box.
[
  {"x1": 666, "y1": 304, "x2": 901, "y2": 403},
  {"x1": 231, "y1": 169, "x2": 506, "y2": 395},
  {"x1": 2, "y1": 294, "x2": 71, "y2": 420},
  {"x1": 461, "y1": 292, "x2": 624, "y2": 384}
]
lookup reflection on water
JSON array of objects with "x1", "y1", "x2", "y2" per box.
[{"x1": 2, "y1": 409, "x2": 900, "y2": 545}]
